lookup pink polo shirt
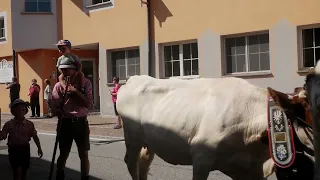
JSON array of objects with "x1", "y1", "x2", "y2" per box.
[
  {"x1": 111, "y1": 84, "x2": 121, "y2": 103},
  {"x1": 51, "y1": 78, "x2": 93, "y2": 118}
]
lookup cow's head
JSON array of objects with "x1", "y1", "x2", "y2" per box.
[
  {"x1": 267, "y1": 87, "x2": 314, "y2": 180},
  {"x1": 305, "y1": 62, "x2": 320, "y2": 179}
]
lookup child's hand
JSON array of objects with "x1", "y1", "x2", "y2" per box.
[{"x1": 38, "y1": 148, "x2": 43, "y2": 158}]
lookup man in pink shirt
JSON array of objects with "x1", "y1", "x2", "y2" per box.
[
  {"x1": 110, "y1": 76, "x2": 122, "y2": 129},
  {"x1": 51, "y1": 55, "x2": 93, "y2": 180}
]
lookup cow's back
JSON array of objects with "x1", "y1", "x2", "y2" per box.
[{"x1": 117, "y1": 75, "x2": 268, "y2": 137}]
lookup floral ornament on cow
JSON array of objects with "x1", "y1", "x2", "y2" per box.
[
  {"x1": 273, "y1": 110, "x2": 284, "y2": 132},
  {"x1": 276, "y1": 144, "x2": 288, "y2": 160}
]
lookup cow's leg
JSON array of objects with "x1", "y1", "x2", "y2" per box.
[
  {"x1": 122, "y1": 117, "x2": 144, "y2": 180},
  {"x1": 126, "y1": 144, "x2": 143, "y2": 180},
  {"x1": 191, "y1": 145, "x2": 215, "y2": 180},
  {"x1": 138, "y1": 147, "x2": 155, "y2": 180}
]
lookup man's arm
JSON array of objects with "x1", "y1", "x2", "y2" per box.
[
  {"x1": 111, "y1": 84, "x2": 120, "y2": 96},
  {"x1": 51, "y1": 83, "x2": 63, "y2": 116},
  {"x1": 70, "y1": 80, "x2": 93, "y2": 108},
  {"x1": 6, "y1": 83, "x2": 12, "y2": 89}
]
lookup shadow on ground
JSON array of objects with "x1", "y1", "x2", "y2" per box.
[
  {"x1": 90, "y1": 139, "x2": 124, "y2": 146},
  {"x1": 0, "y1": 154, "x2": 103, "y2": 180},
  {"x1": 89, "y1": 122, "x2": 117, "y2": 126}
]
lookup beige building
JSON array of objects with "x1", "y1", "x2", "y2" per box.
[{"x1": 0, "y1": 0, "x2": 319, "y2": 115}]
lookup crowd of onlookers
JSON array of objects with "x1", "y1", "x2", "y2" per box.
[{"x1": 5, "y1": 77, "x2": 53, "y2": 118}]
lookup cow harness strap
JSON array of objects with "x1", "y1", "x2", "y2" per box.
[{"x1": 267, "y1": 95, "x2": 296, "y2": 168}]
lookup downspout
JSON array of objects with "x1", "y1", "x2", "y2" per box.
[
  {"x1": 146, "y1": 0, "x2": 153, "y2": 77},
  {"x1": 12, "y1": 49, "x2": 17, "y2": 78}
]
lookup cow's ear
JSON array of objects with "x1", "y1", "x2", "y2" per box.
[{"x1": 267, "y1": 87, "x2": 293, "y2": 110}]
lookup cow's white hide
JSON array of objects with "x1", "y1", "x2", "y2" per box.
[{"x1": 117, "y1": 75, "x2": 273, "y2": 179}]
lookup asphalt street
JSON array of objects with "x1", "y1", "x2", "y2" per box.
[{"x1": 0, "y1": 134, "x2": 278, "y2": 180}]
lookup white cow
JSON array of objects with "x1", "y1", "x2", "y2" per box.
[{"x1": 116, "y1": 75, "x2": 313, "y2": 180}]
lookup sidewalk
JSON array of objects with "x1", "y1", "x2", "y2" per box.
[{"x1": 0, "y1": 113, "x2": 124, "y2": 138}]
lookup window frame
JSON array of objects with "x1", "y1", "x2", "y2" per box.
[
  {"x1": 85, "y1": 0, "x2": 114, "y2": 11},
  {"x1": 222, "y1": 31, "x2": 271, "y2": 76},
  {"x1": 110, "y1": 48, "x2": 141, "y2": 81},
  {"x1": 298, "y1": 24, "x2": 320, "y2": 71},
  {"x1": 23, "y1": 0, "x2": 52, "y2": 13},
  {"x1": 0, "y1": 12, "x2": 7, "y2": 43},
  {"x1": 161, "y1": 40, "x2": 200, "y2": 79}
]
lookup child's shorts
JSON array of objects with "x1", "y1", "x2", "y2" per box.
[{"x1": 8, "y1": 144, "x2": 31, "y2": 170}]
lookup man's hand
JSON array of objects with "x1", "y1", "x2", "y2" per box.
[
  {"x1": 67, "y1": 84, "x2": 77, "y2": 93},
  {"x1": 38, "y1": 148, "x2": 43, "y2": 158}
]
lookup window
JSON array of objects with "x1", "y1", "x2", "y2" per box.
[
  {"x1": 111, "y1": 49, "x2": 140, "y2": 81},
  {"x1": 164, "y1": 42, "x2": 199, "y2": 77},
  {"x1": 225, "y1": 33, "x2": 270, "y2": 74},
  {"x1": 302, "y1": 27, "x2": 320, "y2": 68},
  {"x1": 24, "y1": 0, "x2": 51, "y2": 13},
  {"x1": 0, "y1": 17, "x2": 4, "y2": 40},
  {"x1": 92, "y1": 0, "x2": 110, "y2": 5}
]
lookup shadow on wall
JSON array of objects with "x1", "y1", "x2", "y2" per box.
[
  {"x1": 0, "y1": 153, "x2": 102, "y2": 180},
  {"x1": 71, "y1": 0, "x2": 91, "y2": 16},
  {"x1": 152, "y1": 0, "x2": 173, "y2": 27}
]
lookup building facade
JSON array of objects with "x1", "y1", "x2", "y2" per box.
[{"x1": 0, "y1": 0, "x2": 319, "y2": 115}]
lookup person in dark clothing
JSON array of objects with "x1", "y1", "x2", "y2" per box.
[
  {"x1": 28, "y1": 79, "x2": 41, "y2": 117},
  {"x1": 6, "y1": 77, "x2": 21, "y2": 104}
]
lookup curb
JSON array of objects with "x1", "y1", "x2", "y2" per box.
[{"x1": 37, "y1": 131, "x2": 124, "y2": 141}]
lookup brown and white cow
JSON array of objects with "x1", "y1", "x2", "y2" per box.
[{"x1": 116, "y1": 75, "x2": 314, "y2": 180}]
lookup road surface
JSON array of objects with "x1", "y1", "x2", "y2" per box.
[{"x1": 0, "y1": 133, "x2": 277, "y2": 180}]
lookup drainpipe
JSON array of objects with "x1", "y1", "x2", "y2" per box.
[
  {"x1": 12, "y1": 49, "x2": 17, "y2": 78},
  {"x1": 146, "y1": 0, "x2": 153, "y2": 77}
]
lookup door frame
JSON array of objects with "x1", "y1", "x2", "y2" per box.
[{"x1": 81, "y1": 58, "x2": 98, "y2": 107}]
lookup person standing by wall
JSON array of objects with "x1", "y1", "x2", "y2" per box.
[
  {"x1": 44, "y1": 79, "x2": 52, "y2": 118},
  {"x1": 28, "y1": 79, "x2": 40, "y2": 118},
  {"x1": 6, "y1": 77, "x2": 20, "y2": 104},
  {"x1": 51, "y1": 56, "x2": 93, "y2": 180},
  {"x1": 110, "y1": 76, "x2": 122, "y2": 129}
]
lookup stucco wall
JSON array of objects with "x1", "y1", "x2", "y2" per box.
[{"x1": 11, "y1": 0, "x2": 58, "y2": 51}]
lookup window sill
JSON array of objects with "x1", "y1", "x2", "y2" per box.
[
  {"x1": 0, "y1": 37, "x2": 7, "y2": 43},
  {"x1": 168, "y1": 75, "x2": 200, "y2": 80},
  {"x1": 297, "y1": 67, "x2": 313, "y2": 76},
  {"x1": 86, "y1": 1, "x2": 113, "y2": 10},
  {"x1": 20, "y1": 12, "x2": 53, "y2": 15},
  {"x1": 222, "y1": 71, "x2": 272, "y2": 78}
]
